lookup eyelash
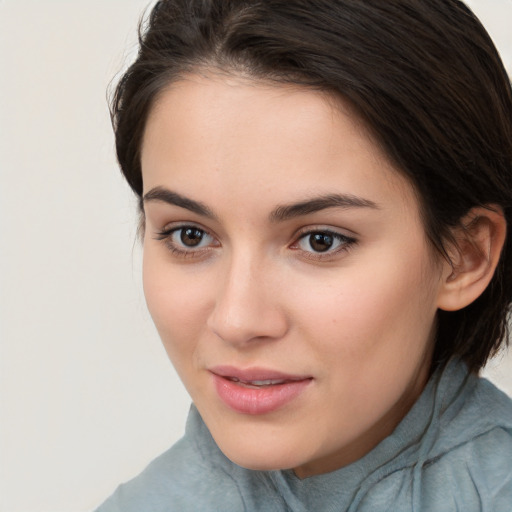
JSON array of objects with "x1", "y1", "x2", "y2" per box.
[
  {"x1": 291, "y1": 228, "x2": 357, "y2": 261},
  {"x1": 154, "y1": 224, "x2": 357, "y2": 261},
  {"x1": 154, "y1": 225, "x2": 217, "y2": 259}
]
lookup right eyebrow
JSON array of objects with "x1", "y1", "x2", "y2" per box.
[{"x1": 142, "y1": 186, "x2": 217, "y2": 220}]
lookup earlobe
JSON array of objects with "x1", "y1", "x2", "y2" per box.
[{"x1": 437, "y1": 205, "x2": 506, "y2": 312}]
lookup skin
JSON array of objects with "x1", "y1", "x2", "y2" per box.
[{"x1": 140, "y1": 73, "x2": 450, "y2": 478}]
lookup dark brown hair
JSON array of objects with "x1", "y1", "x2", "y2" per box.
[{"x1": 110, "y1": 0, "x2": 512, "y2": 372}]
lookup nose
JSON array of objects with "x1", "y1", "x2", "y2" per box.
[{"x1": 206, "y1": 254, "x2": 289, "y2": 346}]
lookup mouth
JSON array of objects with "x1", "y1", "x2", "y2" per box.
[
  {"x1": 210, "y1": 366, "x2": 313, "y2": 415},
  {"x1": 224, "y1": 377, "x2": 297, "y2": 389}
]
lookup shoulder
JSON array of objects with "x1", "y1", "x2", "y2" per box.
[
  {"x1": 95, "y1": 407, "x2": 247, "y2": 512},
  {"x1": 419, "y1": 374, "x2": 512, "y2": 511},
  {"x1": 359, "y1": 368, "x2": 512, "y2": 511},
  {"x1": 364, "y1": 426, "x2": 512, "y2": 512},
  {"x1": 417, "y1": 425, "x2": 512, "y2": 511}
]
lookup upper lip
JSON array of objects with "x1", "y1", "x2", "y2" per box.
[{"x1": 209, "y1": 365, "x2": 312, "y2": 383}]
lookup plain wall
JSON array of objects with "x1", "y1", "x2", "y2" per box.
[{"x1": 0, "y1": 1, "x2": 511, "y2": 511}]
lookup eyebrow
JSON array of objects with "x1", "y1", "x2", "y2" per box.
[
  {"x1": 269, "y1": 193, "x2": 379, "y2": 222},
  {"x1": 143, "y1": 187, "x2": 217, "y2": 219},
  {"x1": 143, "y1": 186, "x2": 379, "y2": 222}
]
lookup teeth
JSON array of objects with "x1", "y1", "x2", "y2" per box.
[
  {"x1": 249, "y1": 379, "x2": 286, "y2": 386},
  {"x1": 228, "y1": 377, "x2": 287, "y2": 387}
]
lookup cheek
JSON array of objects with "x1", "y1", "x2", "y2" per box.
[
  {"x1": 291, "y1": 246, "x2": 440, "y2": 368},
  {"x1": 142, "y1": 250, "x2": 211, "y2": 364}
]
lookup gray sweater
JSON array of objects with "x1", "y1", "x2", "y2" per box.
[{"x1": 96, "y1": 359, "x2": 512, "y2": 511}]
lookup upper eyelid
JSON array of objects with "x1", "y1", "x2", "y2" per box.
[
  {"x1": 157, "y1": 221, "x2": 214, "y2": 236},
  {"x1": 293, "y1": 229, "x2": 356, "y2": 248},
  {"x1": 154, "y1": 222, "x2": 357, "y2": 245},
  {"x1": 293, "y1": 225, "x2": 358, "y2": 240}
]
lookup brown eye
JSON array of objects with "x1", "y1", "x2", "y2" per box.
[
  {"x1": 155, "y1": 224, "x2": 217, "y2": 257},
  {"x1": 309, "y1": 233, "x2": 334, "y2": 252},
  {"x1": 296, "y1": 230, "x2": 356, "y2": 255},
  {"x1": 180, "y1": 227, "x2": 205, "y2": 247}
]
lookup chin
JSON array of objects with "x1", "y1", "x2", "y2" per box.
[{"x1": 212, "y1": 428, "x2": 307, "y2": 472}]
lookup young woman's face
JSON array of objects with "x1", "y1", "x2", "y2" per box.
[{"x1": 141, "y1": 74, "x2": 447, "y2": 477}]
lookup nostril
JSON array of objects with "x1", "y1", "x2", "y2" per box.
[{"x1": 207, "y1": 302, "x2": 288, "y2": 346}]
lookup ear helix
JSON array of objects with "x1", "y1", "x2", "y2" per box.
[{"x1": 437, "y1": 206, "x2": 506, "y2": 312}]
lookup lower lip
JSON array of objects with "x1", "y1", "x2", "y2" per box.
[{"x1": 212, "y1": 374, "x2": 312, "y2": 415}]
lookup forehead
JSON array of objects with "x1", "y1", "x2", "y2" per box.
[{"x1": 141, "y1": 73, "x2": 417, "y2": 219}]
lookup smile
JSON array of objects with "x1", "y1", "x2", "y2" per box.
[{"x1": 210, "y1": 366, "x2": 312, "y2": 415}]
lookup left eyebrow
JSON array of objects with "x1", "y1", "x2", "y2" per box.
[{"x1": 269, "y1": 193, "x2": 380, "y2": 223}]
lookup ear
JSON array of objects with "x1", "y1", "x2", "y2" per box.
[{"x1": 437, "y1": 205, "x2": 507, "y2": 312}]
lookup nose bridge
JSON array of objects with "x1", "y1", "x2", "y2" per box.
[{"x1": 207, "y1": 246, "x2": 287, "y2": 345}]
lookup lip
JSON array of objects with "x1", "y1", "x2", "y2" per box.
[{"x1": 210, "y1": 366, "x2": 312, "y2": 415}]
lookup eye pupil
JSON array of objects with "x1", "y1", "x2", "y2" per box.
[
  {"x1": 310, "y1": 233, "x2": 334, "y2": 252},
  {"x1": 180, "y1": 228, "x2": 204, "y2": 247}
]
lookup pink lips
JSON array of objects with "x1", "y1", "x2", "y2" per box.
[{"x1": 210, "y1": 366, "x2": 312, "y2": 415}]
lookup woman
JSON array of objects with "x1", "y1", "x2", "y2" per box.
[{"x1": 97, "y1": 0, "x2": 512, "y2": 510}]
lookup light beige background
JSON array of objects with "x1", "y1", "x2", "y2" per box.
[{"x1": 0, "y1": 1, "x2": 511, "y2": 511}]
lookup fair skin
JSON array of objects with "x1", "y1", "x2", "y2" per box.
[{"x1": 139, "y1": 73, "x2": 503, "y2": 478}]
